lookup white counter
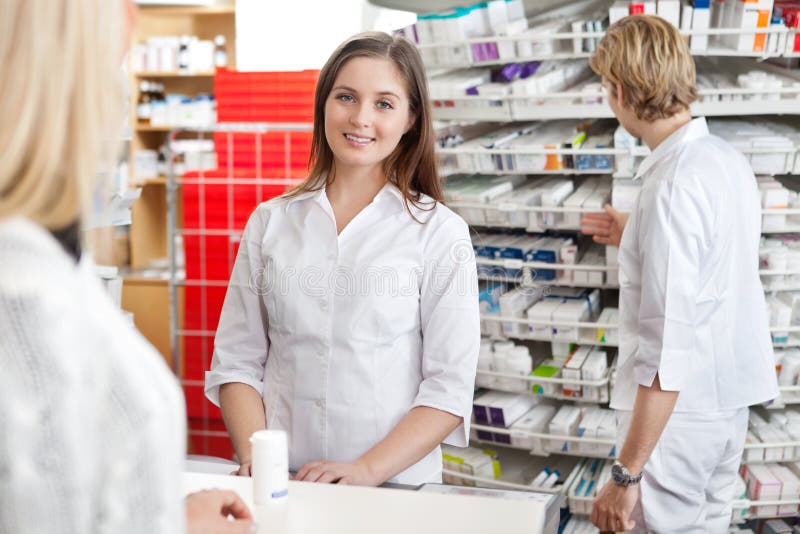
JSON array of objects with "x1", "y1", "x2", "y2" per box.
[{"x1": 183, "y1": 471, "x2": 560, "y2": 534}]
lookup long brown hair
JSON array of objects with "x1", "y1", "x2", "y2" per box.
[{"x1": 287, "y1": 31, "x2": 442, "y2": 216}]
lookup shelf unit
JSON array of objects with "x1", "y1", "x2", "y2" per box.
[
  {"x1": 417, "y1": 3, "x2": 800, "y2": 526},
  {"x1": 128, "y1": 0, "x2": 235, "y2": 271},
  {"x1": 123, "y1": 1, "x2": 236, "y2": 365}
]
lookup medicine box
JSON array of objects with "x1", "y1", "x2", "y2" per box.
[
  {"x1": 596, "y1": 308, "x2": 619, "y2": 344},
  {"x1": 527, "y1": 299, "x2": 561, "y2": 339},
  {"x1": 488, "y1": 392, "x2": 539, "y2": 428},
  {"x1": 562, "y1": 346, "x2": 591, "y2": 397},
  {"x1": 581, "y1": 349, "x2": 609, "y2": 402},
  {"x1": 745, "y1": 464, "x2": 782, "y2": 517},
  {"x1": 510, "y1": 404, "x2": 557, "y2": 454},
  {"x1": 531, "y1": 359, "x2": 563, "y2": 396},
  {"x1": 548, "y1": 405, "x2": 582, "y2": 453},
  {"x1": 768, "y1": 465, "x2": 800, "y2": 516}
]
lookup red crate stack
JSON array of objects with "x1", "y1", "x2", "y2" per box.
[{"x1": 180, "y1": 69, "x2": 316, "y2": 458}]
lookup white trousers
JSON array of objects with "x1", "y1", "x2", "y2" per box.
[{"x1": 615, "y1": 407, "x2": 749, "y2": 534}]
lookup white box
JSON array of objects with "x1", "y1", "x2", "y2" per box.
[
  {"x1": 690, "y1": 6, "x2": 710, "y2": 51},
  {"x1": 577, "y1": 407, "x2": 604, "y2": 455},
  {"x1": 553, "y1": 301, "x2": 591, "y2": 343},
  {"x1": 596, "y1": 308, "x2": 619, "y2": 344},
  {"x1": 563, "y1": 346, "x2": 592, "y2": 397},
  {"x1": 657, "y1": 0, "x2": 681, "y2": 27},
  {"x1": 499, "y1": 286, "x2": 543, "y2": 337},
  {"x1": 582, "y1": 349, "x2": 609, "y2": 402},
  {"x1": 769, "y1": 465, "x2": 800, "y2": 516},
  {"x1": 488, "y1": 392, "x2": 539, "y2": 428},
  {"x1": 548, "y1": 405, "x2": 582, "y2": 453},
  {"x1": 528, "y1": 299, "x2": 561, "y2": 339},
  {"x1": 609, "y1": 0, "x2": 629, "y2": 24},
  {"x1": 596, "y1": 410, "x2": 617, "y2": 457},
  {"x1": 510, "y1": 404, "x2": 557, "y2": 453},
  {"x1": 746, "y1": 464, "x2": 783, "y2": 517}
]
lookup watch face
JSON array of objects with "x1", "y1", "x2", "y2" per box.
[{"x1": 611, "y1": 463, "x2": 626, "y2": 484}]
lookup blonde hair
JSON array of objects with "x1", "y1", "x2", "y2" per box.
[
  {"x1": 0, "y1": 0, "x2": 125, "y2": 230},
  {"x1": 590, "y1": 15, "x2": 697, "y2": 121}
]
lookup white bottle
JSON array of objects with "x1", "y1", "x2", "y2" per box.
[
  {"x1": 541, "y1": 469, "x2": 561, "y2": 489},
  {"x1": 250, "y1": 430, "x2": 289, "y2": 504}
]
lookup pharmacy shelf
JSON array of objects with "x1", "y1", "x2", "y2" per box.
[
  {"x1": 442, "y1": 168, "x2": 617, "y2": 177},
  {"x1": 478, "y1": 274, "x2": 618, "y2": 290},
  {"x1": 136, "y1": 124, "x2": 176, "y2": 132},
  {"x1": 478, "y1": 368, "x2": 609, "y2": 388},
  {"x1": 471, "y1": 428, "x2": 615, "y2": 461},
  {"x1": 443, "y1": 450, "x2": 582, "y2": 494},
  {"x1": 432, "y1": 95, "x2": 800, "y2": 122},
  {"x1": 417, "y1": 27, "x2": 800, "y2": 69},
  {"x1": 476, "y1": 257, "x2": 616, "y2": 272},
  {"x1": 762, "y1": 225, "x2": 800, "y2": 234},
  {"x1": 476, "y1": 371, "x2": 610, "y2": 404}
]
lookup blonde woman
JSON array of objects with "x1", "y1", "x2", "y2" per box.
[{"x1": 0, "y1": 1, "x2": 251, "y2": 532}]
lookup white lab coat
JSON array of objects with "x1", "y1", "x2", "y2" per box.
[
  {"x1": 613, "y1": 117, "x2": 779, "y2": 412},
  {"x1": 205, "y1": 182, "x2": 480, "y2": 484}
]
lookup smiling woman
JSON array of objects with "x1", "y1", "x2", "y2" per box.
[
  {"x1": 294, "y1": 32, "x2": 441, "y2": 214},
  {"x1": 206, "y1": 32, "x2": 481, "y2": 487}
]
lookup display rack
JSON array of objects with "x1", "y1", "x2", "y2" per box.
[
  {"x1": 164, "y1": 122, "x2": 312, "y2": 457},
  {"x1": 415, "y1": 2, "x2": 800, "y2": 527}
]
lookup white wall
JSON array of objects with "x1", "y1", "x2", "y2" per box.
[{"x1": 236, "y1": 0, "x2": 415, "y2": 71}]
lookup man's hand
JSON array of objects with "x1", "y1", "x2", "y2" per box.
[
  {"x1": 294, "y1": 459, "x2": 378, "y2": 486},
  {"x1": 581, "y1": 204, "x2": 629, "y2": 247},
  {"x1": 185, "y1": 489, "x2": 254, "y2": 534},
  {"x1": 590, "y1": 480, "x2": 638, "y2": 532}
]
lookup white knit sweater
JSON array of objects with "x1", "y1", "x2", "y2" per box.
[{"x1": 0, "y1": 218, "x2": 185, "y2": 533}]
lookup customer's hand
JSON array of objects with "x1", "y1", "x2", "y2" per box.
[
  {"x1": 590, "y1": 480, "x2": 638, "y2": 532},
  {"x1": 294, "y1": 459, "x2": 378, "y2": 486},
  {"x1": 185, "y1": 489, "x2": 254, "y2": 534},
  {"x1": 231, "y1": 461, "x2": 252, "y2": 477},
  {"x1": 581, "y1": 204, "x2": 628, "y2": 247}
]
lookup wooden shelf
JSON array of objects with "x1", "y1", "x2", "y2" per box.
[
  {"x1": 134, "y1": 71, "x2": 216, "y2": 78},
  {"x1": 136, "y1": 125, "x2": 175, "y2": 132},
  {"x1": 136, "y1": 5, "x2": 235, "y2": 16},
  {"x1": 132, "y1": 176, "x2": 168, "y2": 186}
]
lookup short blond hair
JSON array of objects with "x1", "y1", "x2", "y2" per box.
[
  {"x1": 590, "y1": 15, "x2": 697, "y2": 122},
  {"x1": 0, "y1": 0, "x2": 125, "y2": 230}
]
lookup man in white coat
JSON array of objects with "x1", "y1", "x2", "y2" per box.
[{"x1": 581, "y1": 15, "x2": 779, "y2": 533}]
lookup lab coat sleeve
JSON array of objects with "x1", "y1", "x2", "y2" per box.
[
  {"x1": 205, "y1": 207, "x2": 270, "y2": 406},
  {"x1": 635, "y1": 176, "x2": 712, "y2": 391},
  {"x1": 413, "y1": 215, "x2": 480, "y2": 447}
]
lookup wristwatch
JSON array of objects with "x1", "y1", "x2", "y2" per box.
[{"x1": 611, "y1": 461, "x2": 643, "y2": 487}]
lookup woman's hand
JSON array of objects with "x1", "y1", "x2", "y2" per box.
[
  {"x1": 231, "y1": 461, "x2": 252, "y2": 477},
  {"x1": 581, "y1": 203, "x2": 629, "y2": 247},
  {"x1": 185, "y1": 489, "x2": 254, "y2": 534},
  {"x1": 294, "y1": 459, "x2": 378, "y2": 486}
]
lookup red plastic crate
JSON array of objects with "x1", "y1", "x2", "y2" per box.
[
  {"x1": 183, "y1": 234, "x2": 239, "y2": 281},
  {"x1": 184, "y1": 383, "x2": 223, "y2": 420},
  {"x1": 184, "y1": 285, "x2": 228, "y2": 331},
  {"x1": 182, "y1": 182, "x2": 259, "y2": 230},
  {"x1": 187, "y1": 417, "x2": 235, "y2": 459},
  {"x1": 183, "y1": 334, "x2": 214, "y2": 381}
]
